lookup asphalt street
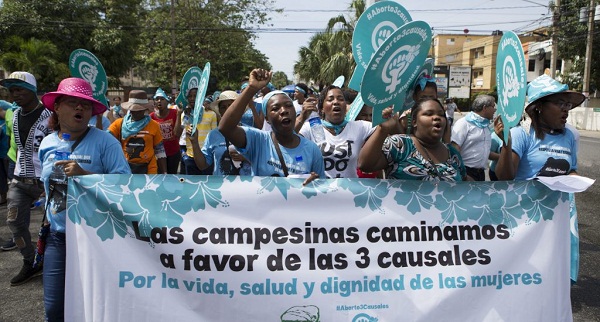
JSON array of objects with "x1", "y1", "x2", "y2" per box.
[{"x1": 0, "y1": 131, "x2": 598, "y2": 322}]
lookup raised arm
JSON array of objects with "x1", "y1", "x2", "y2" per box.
[
  {"x1": 493, "y1": 117, "x2": 520, "y2": 180},
  {"x1": 189, "y1": 129, "x2": 209, "y2": 170},
  {"x1": 247, "y1": 100, "x2": 264, "y2": 129},
  {"x1": 219, "y1": 69, "x2": 272, "y2": 148},
  {"x1": 294, "y1": 97, "x2": 318, "y2": 133},
  {"x1": 358, "y1": 108, "x2": 402, "y2": 172}
]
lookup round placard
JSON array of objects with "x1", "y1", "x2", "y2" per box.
[
  {"x1": 348, "y1": 1, "x2": 411, "y2": 91},
  {"x1": 360, "y1": 21, "x2": 432, "y2": 126},
  {"x1": 191, "y1": 63, "x2": 211, "y2": 135},
  {"x1": 496, "y1": 31, "x2": 527, "y2": 143},
  {"x1": 69, "y1": 49, "x2": 109, "y2": 107}
]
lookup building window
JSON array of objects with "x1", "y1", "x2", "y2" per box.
[
  {"x1": 474, "y1": 47, "x2": 485, "y2": 59},
  {"x1": 528, "y1": 59, "x2": 536, "y2": 72},
  {"x1": 446, "y1": 38, "x2": 455, "y2": 45}
]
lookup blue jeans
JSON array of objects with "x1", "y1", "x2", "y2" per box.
[
  {"x1": 7, "y1": 180, "x2": 44, "y2": 262},
  {"x1": 183, "y1": 154, "x2": 213, "y2": 175},
  {"x1": 43, "y1": 232, "x2": 66, "y2": 322}
]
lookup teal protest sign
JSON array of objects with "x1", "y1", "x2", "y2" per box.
[
  {"x1": 332, "y1": 75, "x2": 345, "y2": 88},
  {"x1": 348, "y1": 1, "x2": 412, "y2": 91},
  {"x1": 496, "y1": 31, "x2": 527, "y2": 143},
  {"x1": 69, "y1": 49, "x2": 109, "y2": 107},
  {"x1": 360, "y1": 20, "x2": 432, "y2": 126},
  {"x1": 345, "y1": 92, "x2": 365, "y2": 122},
  {"x1": 191, "y1": 62, "x2": 211, "y2": 135},
  {"x1": 179, "y1": 66, "x2": 202, "y2": 108},
  {"x1": 175, "y1": 92, "x2": 185, "y2": 109},
  {"x1": 403, "y1": 58, "x2": 435, "y2": 109}
]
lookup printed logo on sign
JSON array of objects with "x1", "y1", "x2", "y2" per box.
[
  {"x1": 501, "y1": 56, "x2": 520, "y2": 122},
  {"x1": 79, "y1": 62, "x2": 99, "y2": 91},
  {"x1": 382, "y1": 45, "x2": 420, "y2": 94},
  {"x1": 280, "y1": 305, "x2": 320, "y2": 322},
  {"x1": 188, "y1": 76, "x2": 199, "y2": 91},
  {"x1": 371, "y1": 21, "x2": 397, "y2": 51},
  {"x1": 352, "y1": 313, "x2": 378, "y2": 322}
]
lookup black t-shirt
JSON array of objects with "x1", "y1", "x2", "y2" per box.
[{"x1": 18, "y1": 105, "x2": 45, "y2": 147}]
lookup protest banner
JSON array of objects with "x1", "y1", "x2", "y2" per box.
[{"x1": 66, "y1": 175, "x2": 572, "y2": 321}]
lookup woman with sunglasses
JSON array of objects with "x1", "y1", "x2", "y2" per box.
[
  {"x1": 494, "y1": 75, "x2": 584, "y2": 181},
  {"x1": 494, "y1": 74, "x2": 584, "y2": 284}
]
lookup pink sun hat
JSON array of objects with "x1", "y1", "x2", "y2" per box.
[{"x1": 41, "y1": 77, "x2": 107, "y2": 116}]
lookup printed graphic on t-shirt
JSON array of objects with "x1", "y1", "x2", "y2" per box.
[
  {"x1": 126, "y1": 137, "x2": 146, "y2": 160},
  {"x1": 158, "y1": 121, "x2": 174, "y2": 141},
  {"x1": 321, "y1": 140, "x2": 354, "y2": 178},
  {"x1": 537, "y1": 157, "x2": 570, "y2": 177}
]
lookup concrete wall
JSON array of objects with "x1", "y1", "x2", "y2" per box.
[{"x1": 569, "y1": 107, "x2": 600, "y2": 131}]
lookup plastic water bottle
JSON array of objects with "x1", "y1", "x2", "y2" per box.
[
  {"x1": 182, "y1": 114, "x2": 191, "y2": 128},
  {"x1": 32, "y1": 196, "x2": 45, "y2": 208},
  {"x1": 308, "y1": 112, "x2": 326, "y2": 143},
  {"x1": 228, "y1": 145, "x2": 242, "y2": 168},
  {"x1": 49, "y1": 133, "x2": 72, "y2": 183}
]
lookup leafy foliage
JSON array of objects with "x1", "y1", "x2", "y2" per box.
[
  {"x1": 0, "y1": 0, "x2": 277, "y2": 91},
  {"x1": 293, "y1": 0, "x2": 364, "y2": 89},
  {"x1": 552, "y1": 0, "x2": 600, "y2": 91}
]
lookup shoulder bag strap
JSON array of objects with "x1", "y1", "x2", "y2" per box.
[
  {"x1": 270, "y1": 131, "x2": 289, "y2": 177},
  {"x1": 71, "y1": 127, "x2": 91, "y2": 153}
]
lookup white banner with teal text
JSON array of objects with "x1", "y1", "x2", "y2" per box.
[{"x1": 66, "y1": 175, "x2": 572, "y2": 321}]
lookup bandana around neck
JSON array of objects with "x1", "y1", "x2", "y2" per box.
[
  {"x1": 322, "y1": 119, "x2": 348, "y2": 135},
  {"x1": 465, "y1": 111, "x2": 490, "y2": 129},
  {"x1": 121, "y1": 113, "x2": 151, "y2": 139}
]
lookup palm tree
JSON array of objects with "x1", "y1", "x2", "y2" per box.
[
  {"x1": 293, "y1": 0, "x2": 365, "y2": 89},
  {"x1": 0, "y1": 36, "x2": 69, "y2": 91}
]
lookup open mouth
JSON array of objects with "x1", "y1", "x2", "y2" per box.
[
  {"x1": 74, "y1": 113, "x2": 83, "y2": 120},
  {"x1": 281, "y1": 118, "x2": 292, "y2": 126}
]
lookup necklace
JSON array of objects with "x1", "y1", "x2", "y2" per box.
[
  {"x1": 20, "y1": 103, "x2": 43, "y2": 117},
  {"x1": 413, "y1": 136, "x2": 443, "y2": 181}
]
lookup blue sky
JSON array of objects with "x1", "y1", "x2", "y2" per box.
[{"x1": 252, "y1": 0, "x2": 551, "y2": 81}]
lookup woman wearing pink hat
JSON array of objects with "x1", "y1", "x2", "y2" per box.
[{"x1": 38, "y1": 77, "x2": 131, "y2": 321}]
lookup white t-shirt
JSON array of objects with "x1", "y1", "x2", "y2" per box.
[
  {"x1": 451, "y1": 117, "x2": 492, "y2": 169},
  {"x1": 446, "y1": 102, "x2": 458, "y2": 119},
  {"x1": 300, "y1": 120, "x2": 375, "y2": 178},
  {"x1": 293, "y1": 100, "x2": 303, "y2": 116}
]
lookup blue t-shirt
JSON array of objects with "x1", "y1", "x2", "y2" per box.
[
  {"x1": 202, "y1": 129, "x2": 252, "y2": 176},
  {"x1": 240, "y1": 109, "x2": 256, "y2": 128},
  {"x1": 237, "y1": 127, "x2": 325, "y2": 178},
  {"x1": 88, "y1": 115, "x2": 111, "y2": 130},
  {"x1": 39, "y1": 128, "x2": 131, "y2": 233},
  {"x1": 510, "y1": 126, "x2": 577, "y2": 180}
]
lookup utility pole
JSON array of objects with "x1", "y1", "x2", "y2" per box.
[
  {"x1": 550, "y1": 0, "x2": 560, "y2": 78},
  {"x1": 171, "y1": 0, "x2": 177, "y2": 95},
  {"x1": 582, "y1": 0, "x2": 595, "y2": 103}
]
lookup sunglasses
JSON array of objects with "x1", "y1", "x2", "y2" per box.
[{"x1": 543, "y1": 100, "x2": 572, "y2": 111}]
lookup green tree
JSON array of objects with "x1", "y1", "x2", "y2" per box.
[
  {"x1": 0, "y1": 36, "x2": 69, "y2": 91},
  {"x1": 0, "y1": 0, "x2": 146, "y2": 86},
  {"x1": 271, "y1": 71, "x2": 290, "y2": 89},
  {"x1": 138, "y1": 0, "x2": 276, "y2": 92},
  {"x1": 553, "y1": 0, "x2": 600, "y2": 92},
  {"x1": 293, "y1": 0, "x2": 365, "y2": 89}
]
